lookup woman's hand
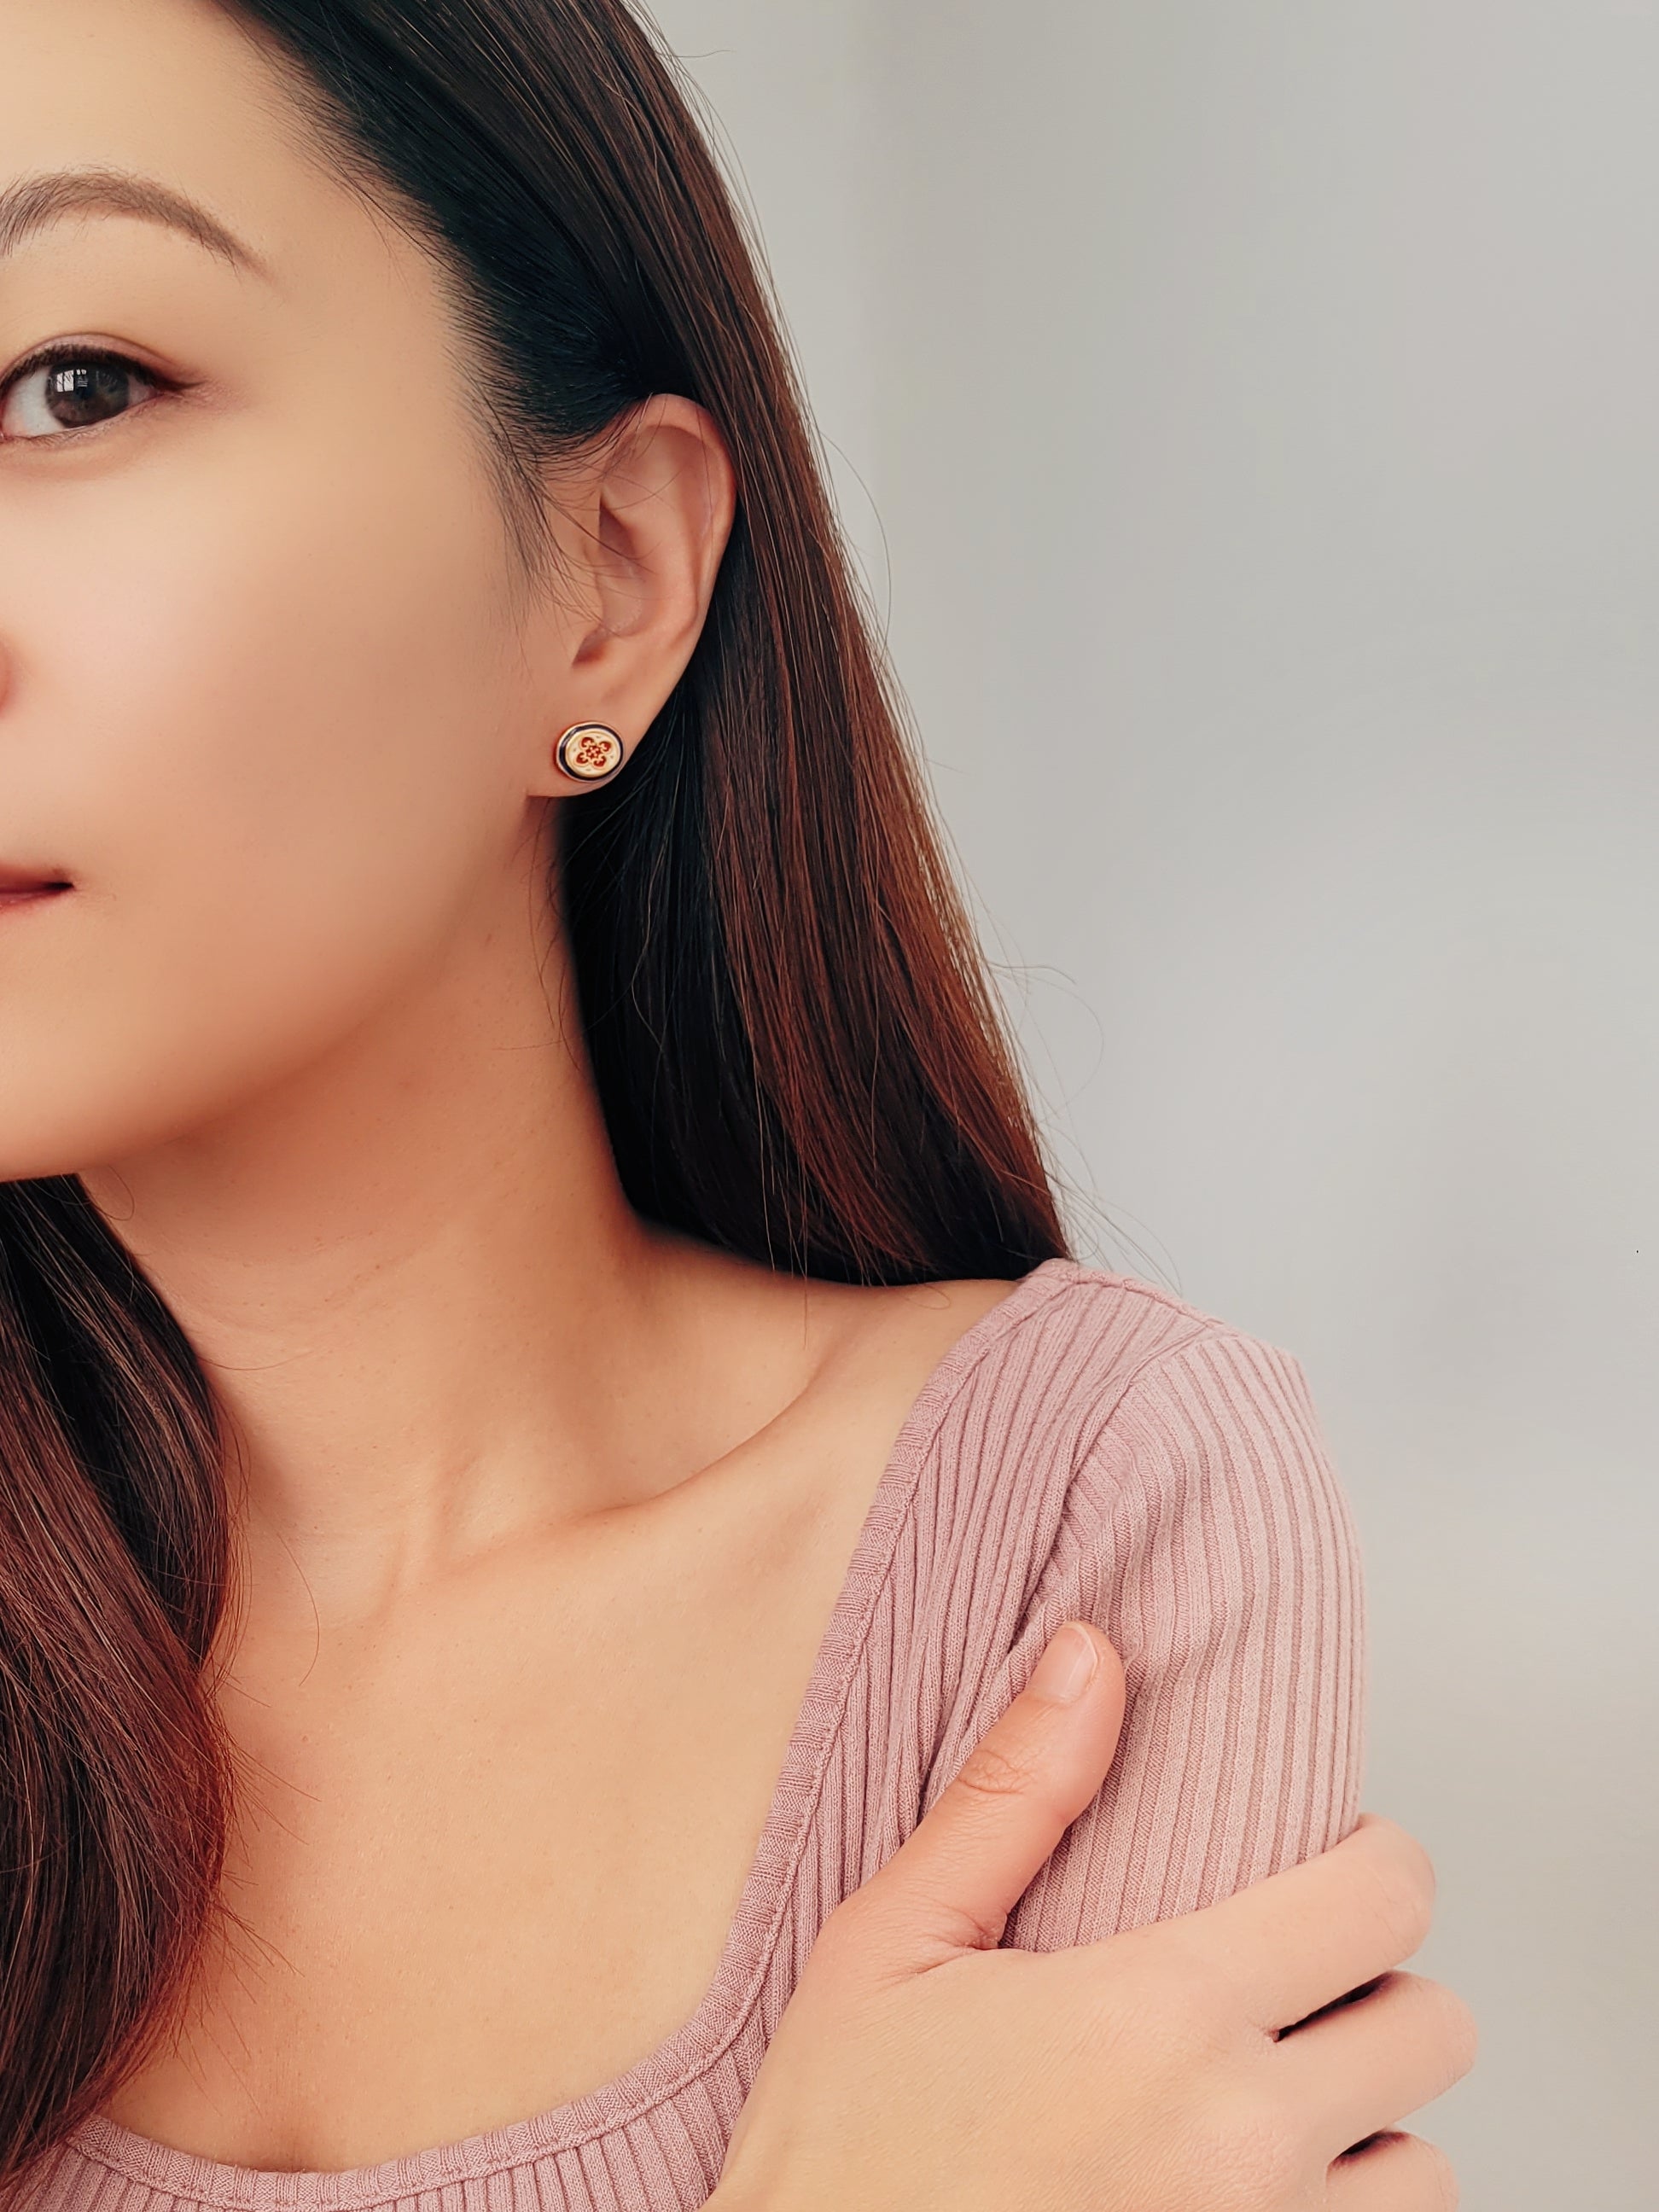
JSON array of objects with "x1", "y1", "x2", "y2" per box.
[{"x1": 711, "y1": 1621, "x2": 1476, "y2": 2211}]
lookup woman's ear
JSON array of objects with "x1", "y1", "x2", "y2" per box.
[{"x1": 527, "y1": 395, "x2": 736, "y2": 795}]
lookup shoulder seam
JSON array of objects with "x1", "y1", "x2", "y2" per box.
[
  {"x1": 1067, "y1": 1313, "x2": 1307, "y2": 1475},
  {"x1": 1057, "y1": 1263, "x2": 1301, "y2": 1357}
]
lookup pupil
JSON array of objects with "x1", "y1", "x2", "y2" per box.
[{"x1": 48, "y1": 361, "x2": 129, "y2": 429}]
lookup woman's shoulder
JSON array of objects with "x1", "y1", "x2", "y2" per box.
[
  {"x1": 911, "y1": 1260, "x2": 1365, "y2": 1860},
  {"x1": 934, "y1": 1254, "x2": 1315, "y2": 1451},
  {"x1": 907, "y1": 1255, "x2": 1346, "y2": 1603}
]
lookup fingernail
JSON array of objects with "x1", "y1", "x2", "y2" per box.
[{"x1": 1028, "y1": 1621, "x2": 1098, "y2": 1705}]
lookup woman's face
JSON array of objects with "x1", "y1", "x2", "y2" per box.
[{"x1": 0, "y1": 0, "x2": 700, "y2": 1185}]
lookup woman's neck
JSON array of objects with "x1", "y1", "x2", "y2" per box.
[{"x1": 72, "y1": 888, "x2": 831, "y2": 1627}]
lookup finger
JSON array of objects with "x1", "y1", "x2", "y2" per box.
[
  {"x1": 833, "y1": 1621, "x2": 1126, "y2": 1971},
  {"x1": 1111, "y1": 1813, "x2": 1437, "y2": 2035},
  {"x1": 1273, "y1": 1969, "x2": 1479, "y2": 2166},
  {"x1": 1324, "y1": 2130, "x2": 1461, "y2": 2209}
]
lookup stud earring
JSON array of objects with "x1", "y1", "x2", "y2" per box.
[{"x1": 555, "y1": 723, "x2": 626, "y2": 783}]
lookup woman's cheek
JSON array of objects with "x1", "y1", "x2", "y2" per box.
[
  {"x1": 0, "y1": 639, "x2": 461, "y2": 1182},
  {"x1": 0, "y1": 835, "x2": 395, "y2": 1179},
  {"x1": 0, "y1": 410, "x2": 521, "y2": 1176}
]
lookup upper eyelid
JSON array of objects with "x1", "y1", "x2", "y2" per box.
[{"x1": 1, "y1": 340, "x2": 165, "y2": 387}]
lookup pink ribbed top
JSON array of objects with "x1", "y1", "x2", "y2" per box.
[{"x1": 30, "y1": 1258, "x2": 1367, "y2": 2212}]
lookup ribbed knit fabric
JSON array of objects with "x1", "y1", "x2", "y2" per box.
[{"x1": 30, "y1": 1257, "x2": 1367, "y2": 2212}]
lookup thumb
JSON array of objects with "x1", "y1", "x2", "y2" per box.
[{"x1": 830, "y1": 1621, "x2": 1126, "y2": 1976}]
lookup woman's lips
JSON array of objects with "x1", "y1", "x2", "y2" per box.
[
  {"x1": 0, "y1": 858, "x2": 72, "y2": 902},
  {"x1": 0, "y1": 865, "x2": 73, "y2": 906}
]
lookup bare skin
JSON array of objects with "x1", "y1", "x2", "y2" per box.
[{"x1": 0, "y1": 0, "x2": 1013, "y2": 2170}]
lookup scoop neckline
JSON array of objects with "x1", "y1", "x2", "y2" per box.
[{"x1": 66, "y1": 1256, "x2": 1086, "y2": 2210}]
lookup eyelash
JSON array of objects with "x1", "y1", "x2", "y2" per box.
[{"x1": 0, "y1": 341, "x2": 180, "y2": 442}]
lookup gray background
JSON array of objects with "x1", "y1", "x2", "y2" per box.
[{"x1": 648, "y1": 4, "x2": 1656, "y2": 2205}]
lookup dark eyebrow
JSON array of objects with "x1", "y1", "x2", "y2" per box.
[{"x1": 0, "y1": 166, "x2": 269, "y2": 278}]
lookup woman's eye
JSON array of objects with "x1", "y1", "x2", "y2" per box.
[{"x1": 0, "y1": 348, "x2": 163, "y2": 443}]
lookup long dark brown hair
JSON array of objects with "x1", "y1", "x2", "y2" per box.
[{"x1": 0, "y1": 0, "x2": 1067, "y2": 2181}]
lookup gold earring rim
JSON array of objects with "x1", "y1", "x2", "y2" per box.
[{"x1": 555, "y1": 723, "x2": 626, "y2": 783}]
